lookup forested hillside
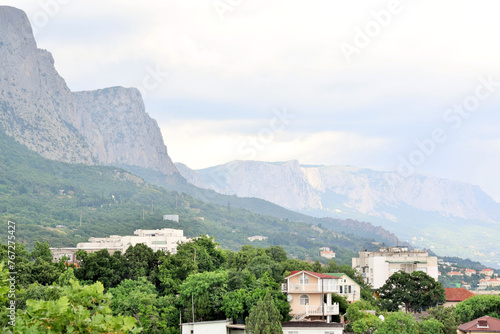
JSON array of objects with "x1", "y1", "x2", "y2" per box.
[{"x1": 0, "y1": 131, "x2": 381, "y2": 263}]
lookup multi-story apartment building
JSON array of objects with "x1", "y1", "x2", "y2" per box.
[
  {"x1": 281, "y1": 271, "x2": 340, "y2": 322},
  {"x1": 51, "y1": 228, "x2": 190, "y2": 263},
  {"x1": 352, "y1": 246, "x2": 439, "y2": 289}
]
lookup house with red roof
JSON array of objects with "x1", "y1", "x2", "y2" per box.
[
  {"x1": 282, "y1": 271, "x2": 340, "y2": 322},
  {"x1": 465, "y1": 269, "x2": 477, "y2": 277},
  {"x1": 457, "y1": 316, "x2": 500, "y2": 333},
  {"x1": 479, "y1": 268, "x2": 495, "y2": 277},
  {"x1": 444, "y1": 288, "x2": 476, "y2": 307}
]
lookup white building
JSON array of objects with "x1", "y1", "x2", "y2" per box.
[
  {"x1": 51, "y1": 228, "x2": 190, "y2": 263},
  {"x1": 352, "y1": 246, "x2": 439, "y2": 289},
  {"x1": 163, "y1": 214, "x2": 179, "y2": 222},
  {"x1": 248, "y1": 236, "x2": 268, "y2": 242},
  {"x1": 78, "y1": 228, "x2": 189, "y2": 254}
]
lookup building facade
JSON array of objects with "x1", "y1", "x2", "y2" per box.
[
  {"x1": 282, "y1": 271, "x2": 340, "y2": 322},
  {"x1": 326, "y1": 273, "x2": 361, "y2": 303},
  {"x1": 352, "y1": 246, "x2": 439, "y2": 289},
  {"x1": 50, "y1": 228, "x2": 189, "y2": 263}
]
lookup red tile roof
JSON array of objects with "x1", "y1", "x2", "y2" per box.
[
  {"x1": 287, "y1": 270, "x2": 340, "y2": 279},
  {"x1": 445, "y1": 288, "x2": 476, "y2": 302},
  {"x1": 458, "y1": 316, "x2": 500, "y2": 332}
]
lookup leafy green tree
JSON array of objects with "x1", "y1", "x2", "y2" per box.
[
  {"x1": 109, "y1": 277, "x2": 173, "y2": 333},
  {"x1": 352, "y1": 315, "x2": 382, "y2": 334},
  {"x1": 419, "y1": 318, "x2": 445, "y2": 334},
  {"x1": 246, "y1": 290, "x2": 282, "y2": 334},
  {"x1": 423, "y1": 305, "x2": 460, "y2": 334},
  {"x1": 377, "y1": 312, "x2": 419, "y2": 334},
  {"x1": 378, "y1": 271, "x2": 445, "y2": 313},
  {"x1": 345, "y1": 300, "x2": 379, "y2": 332},
  {"x1": 15, "y1": 280, "x2": 139, "y2": 333},
  {"x1": 158, "y1": 236, "x2": 226, "y2": 294},
  {"x1": 124, "y1": 244, "x2": 161, "y2": 282},
  {"x1": 179, "y1": 270, "x2": 228, "y2": 321},
  {"x1": 75, "y1": 249, "x2": 126, "y2": 289},
  {"x1": 31, "y1": 240, "x2": 53, "y2": 263},
  {"x1": 454, "y1": 294, "x2": 500, "y2": 322}
]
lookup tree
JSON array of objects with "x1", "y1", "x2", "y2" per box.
[
  {"x1": 378, "y1": 271, "x2": 445, "y2": 313},
  {"x1": 109, "y1": 277, "x2": 175, "y2": 333},
  {"x1": 352, "y1": 315, "x2": 382, "y2": 334},
  {"x1": 345, "y1": 300, "x2": 379, "y2": 332},
  {"x1": 179, "y1": 270, "x2": 228, "y2": 321},
  {"x1": 454, "y1": 295, "x2": 500, "y2": 323},
  {"x1": 246, "y1": 290, "x2": 282, "y2": 334},
  {"x1": 419, "y1": 318, "x2": 445, "y2": 334},
  {"x1": 423, "y1": 305, "x2": 460, "y2": 334},
  {"x1": 377, "y1": 312, "x2": 419, "y2": 334},
  {"x1": 15, "y1": 280, "x2": 139, "y2": 333},
  {"x1": 75, "y1": 249, "x2": 126, "y2": 289}
]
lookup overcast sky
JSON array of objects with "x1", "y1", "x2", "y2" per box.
[{"x1": 4, "y1": 0, "x2": 500, "y2": 201}]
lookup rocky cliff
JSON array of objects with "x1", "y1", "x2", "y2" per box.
[
  {"x1": 0, "y1": 6, "x2": 178, "y2": 176},
  {"x1": 73, "y1": 87, "x2": 177, "y2": 175},
  {"x1": 0, "y1": 6, "x2": 93, "y2": 164}
]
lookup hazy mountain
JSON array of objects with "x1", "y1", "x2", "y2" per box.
[
  {"x1": 0, "y1": 6, "x2": 177, "y2": 176},
  {"x1": 177, "y1": 160, "x2": 500, "y2": 268}
]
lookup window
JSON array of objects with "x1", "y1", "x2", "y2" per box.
[
  {"x1": 339, "y1": 286, "x2": 343, "y2": 293},
  {"x1": 299, "y1": 294, "x2": 309, "y2": 305},
  {"x1": 288, "y1": 332, "x2": 298, "y2": 334},
  {"x1": 299, "y1": 276, "x2": 309, "y2": 284},
  {"x1": 348, "y1": 285, "x2": 352, "y2": 293}
]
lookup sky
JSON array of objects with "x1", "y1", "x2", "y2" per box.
[{"x1": 3, "y1": 0, "x2": 500, "y2": 201}]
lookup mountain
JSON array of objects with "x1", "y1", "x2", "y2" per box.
[
  {"x1": 0, "y1": 6, "x2": 177, "y2": 176},
  {"x1": 0, "y1": 129, "x2": 387, "y2": 264},
  {"x1": 177, "y1": 160, "x2": 500, "y2": 268}
]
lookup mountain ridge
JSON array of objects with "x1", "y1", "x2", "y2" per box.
[{"x1": 176, "y1": 160, "x2": 500, "y2": 268}]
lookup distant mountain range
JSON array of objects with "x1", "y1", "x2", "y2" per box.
[{"x1": 176, "y1": 160, "x2": 500, "y2": 268}]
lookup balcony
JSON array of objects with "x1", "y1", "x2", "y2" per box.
[
  {"x1": 304, "y1": 303, "x2": 339, "y2": 316},
  {"x1": 281, "y1": 283, "x2": 338, "y2": 293}
]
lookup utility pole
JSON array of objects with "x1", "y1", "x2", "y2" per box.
[
  {"x1": 143, "y1": 208, "x2": 145, "y2": 220},
  {"x1": 80, "y1": 210, "x2": 82, "y2": 227}
]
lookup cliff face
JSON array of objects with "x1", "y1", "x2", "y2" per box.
[
  {"x1": 0, "y1": 6, "x2": 178, "y2": 176},
  {"x1": 0, "y1": 6, "x2": 93, "y2": 164},
  {"x1": 73, "y1": 88, "x2": 177, "y2": 175}
]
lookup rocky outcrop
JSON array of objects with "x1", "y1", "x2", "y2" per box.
[
  {"x1": 0, "y1": 6, "x2": 93, "y2": 164},
  {"x1": 195, "y1": 160, "x2": 323, "y2": 211},
  {"x1": 73, "y1": 87, "x2": 177, "y2": 175},
  {"x1": 0, "y1": 6, "x2": 178, "y2": 176}
]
